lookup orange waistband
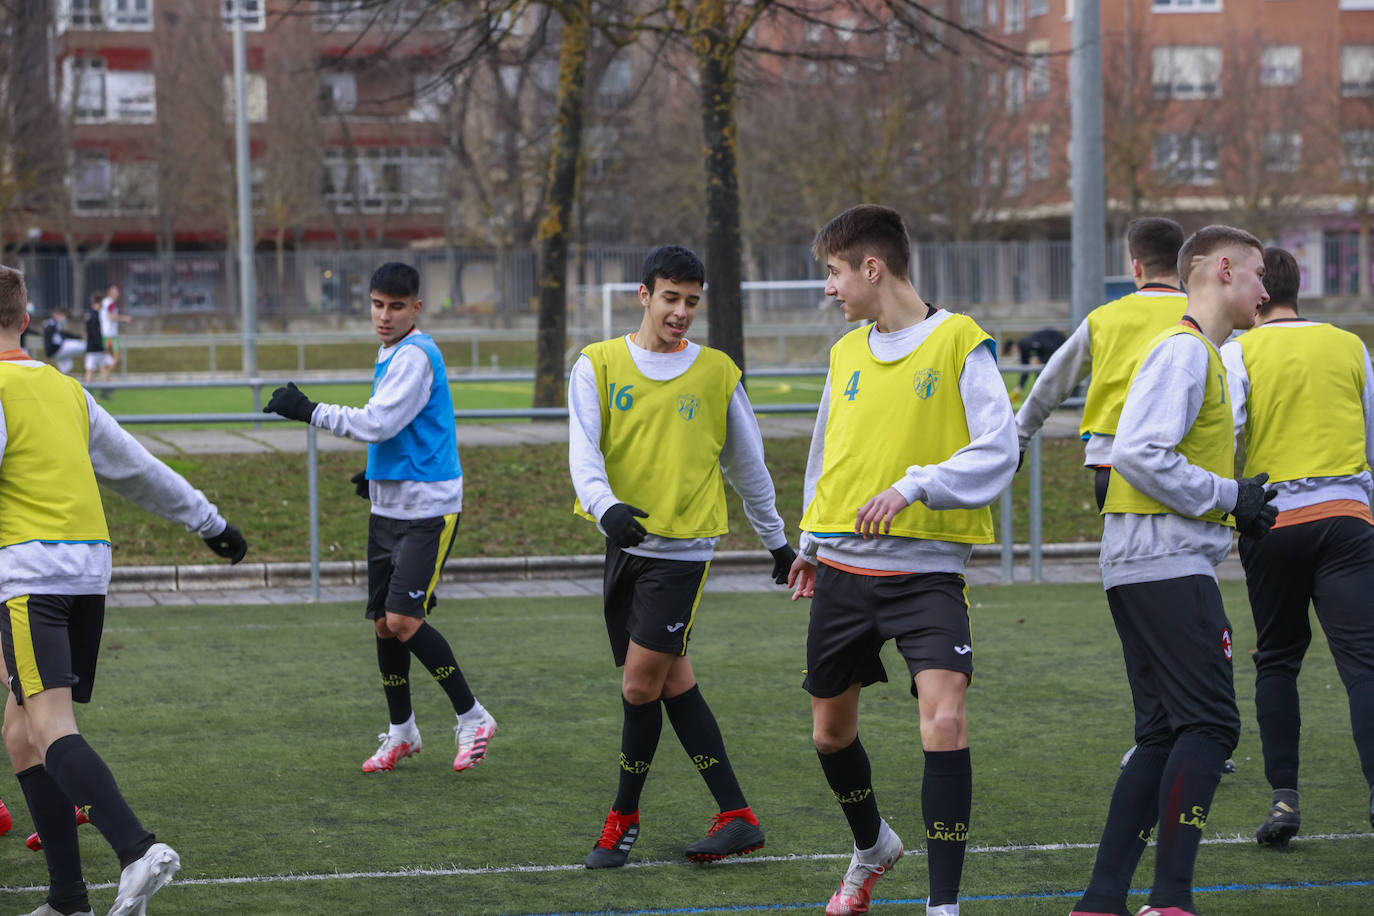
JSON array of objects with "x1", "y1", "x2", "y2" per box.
[
  {"x1": 819, "y1": 557, "x2": 915, "y2": 577},
  {"x1": 1273, "y1": 499, "x2": 1373, "y2": 530}
]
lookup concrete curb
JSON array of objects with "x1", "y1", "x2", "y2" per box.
[{"x1": 107, "y1": 542, "x2": 1103, "y2": 593}]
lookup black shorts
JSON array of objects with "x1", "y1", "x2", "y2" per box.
[
  {"x1": 0, "y1": 594, "x2": 105, "y2": 704},
  {"x1": 365, "y1": 513, "x2": 461, "y2": 620},
  {"x1": 1107, "y1": 575, "x2": 1241, "y2": 753},
  {"x1": 805, "y1": 563, "x2": 973, "y2": 699},
  {"x1": 603, "y1": 542, "x2": 710, "y2": 667}
]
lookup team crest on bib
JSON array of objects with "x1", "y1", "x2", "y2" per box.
[
  {"x1": 678, "y1": 394, "x2": 700, "y2": 420},
  {"x1": 912, "y1": 369, "x2": 941, "y2": 400}
]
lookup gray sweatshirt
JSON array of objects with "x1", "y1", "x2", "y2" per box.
[
  {"x1": 568, "y1": 336, "x2": 787, "y2": 563},
  {"x1": 1101, "y1": 332, "x2": 1238, "y2": 589},
  {"x1": 799, "y1": 310, "x2": 1019, "y2": 574},
  {"x1": 1220, "y1": 323, "x2": 1374, "y2": 511},
  {"x1": 0, "y1": 359, "x2": 227, "y2": 601}
]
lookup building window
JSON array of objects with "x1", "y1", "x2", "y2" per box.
[
  {"x1": 1341, "y1": 129, "x2": 1374, "y2": 181},
  {"x1": 222, "y1": 73, "x2": 267, "y2": 122},
  {"x1": 1064, "y1": 0, "x2": 1073, "y2": 19},
  {"x1": 1028, "y1": 40, "x2": 1050, "y2": 98},
  {"x1": 72, "y1": 152, "x2": 156, "y2": 213},
  {"x1": 986, "y1": 0, "x2": 998, "y2": 26},
  {"x1": 65, "y1": 57, "x2": 106, "y2": 120},
  {"x1": 319, "y1": 71, "x2": 357, "y2": 114},
  {"x1": 1152, "y1": 46, "x2": 1222, "y2": 99},
  {"x1": 1005, "y1": 0, "x2": 1025, "y2": 33},
  {"x1": 583, "y1": 125, "x2": 622, "y2": 182},
  {"x1": 66, "y1": 0, "x2": 103, "y2": 28},
  {"x1": 1342, "y1": 45, "x2": 1374, "y2": 96},
  {"x1": 1005, "y1": 66, "x2": 1025, "y2": 113},
  {"x1": 1029, "y1": 0, "x2": 1048, "y2": 15},
  {"x1": 323, "y1": 147, "x2": 445, "y2": 213},
  {"x1": 596, "y1": 57, "x2": 632, "y2": 109},
  {"x1": 410, "y1": 75, "x2": 453, "y2": 122},
  {"x1": 73, "y1": 151, "x2": 112, "y2": 211},
  {"x1": 1263, "y1": 131, "x2": 1301, "y2": 173},
  {"x1": 961, "y1": 0, "x2": 983, "y2": 27},
  {"x1": 1152, "y1": 0, "x2": 1220, "y2": 10},
  {"x1": 222, "y1": 0, "x2": 264, "y2": 29},
  {"x1": 109, "y1": 0, "x2": 152, "y2": 29},
  {"x1": 1006, "y1": 148, "x2": 1026, "y2": 196},
  {"x1": 1260, "y1": 46, "x2": 1301, "y2": 87},
  {"x1": 1153, "y1": 131, "x2": 1219, "y2": 185},
  {"x1": 1340, "y1": 1, "x2": 1374, "y2": 9},
  {"x1": 1029, "y1": 125, "x2": 1050, "y2": 180}
]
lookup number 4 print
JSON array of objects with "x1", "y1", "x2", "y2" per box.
[{"x1": 843, "y1": 371, "x2": 860, "y2": 401}]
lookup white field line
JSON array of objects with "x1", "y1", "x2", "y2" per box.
[{"x1": 3, "y1": 832, "x2": 1369, "y2": 894}]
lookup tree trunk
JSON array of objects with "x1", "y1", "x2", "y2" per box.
[
  {"x1": 533, "y1": 2, "x2": 590, "y2": 409},
  {"x1": 695, "y1": 0, "x2": 746, "y2": 379}
]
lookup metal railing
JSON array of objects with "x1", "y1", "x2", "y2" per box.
[{"x1": 108, "y1": 364, "x2": 1053, "y2": 599}]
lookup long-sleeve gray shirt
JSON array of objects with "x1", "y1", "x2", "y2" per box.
[
  {"x1": 310, "y1": 332, "x2": 463, "y2": 520},
  {"x1": 568, "y1": 336, "x2": 787, "y2": 563},
  {"x1": 0, "y1": 359, "x2": 227, "y2": 601},
  {"x1": 1102, "y1": 333, "x2": 1237, "y2": 589},
  {"x1": 1015, "y1": 317, "x2": 1102, "y2": 459},
  {"x1": 799, "y1": 310, "x2": 1019, "y2": 574},
  {"x1": 1220, "y1": 324, "x2": 1374, "y2": 511}
]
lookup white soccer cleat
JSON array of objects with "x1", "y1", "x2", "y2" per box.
[
  {"x1": 106, "y1": 841, "x2": 180, "y2": 916},
  {"x1": 826, "y1": 821, "x2": 903, "y2": 915},
  {"x1": 362, "y1": 729, "x2": 422, "y2": 773},
  {"x1": 453, "y1": 708, "x2": 497, "y2": 771},
  {"x1": 20, "y1": 905, "x2": 94, "y2": 916}
]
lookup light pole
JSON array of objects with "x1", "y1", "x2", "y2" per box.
[
  {"x1": 1070, "y1": 0, "x2": 1105, "y2": 327},
  {"x1": 232, "y1": 0, "x2": 257, "y2": 379}
]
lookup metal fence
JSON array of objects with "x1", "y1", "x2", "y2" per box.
[
  {"x1": 12, "y1": 239, "x2": 1129, "y2": 327},
  {"x1": 107, "y1": 367, "x2": 1052, "y2": 599}
]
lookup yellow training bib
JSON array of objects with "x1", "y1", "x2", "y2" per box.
[
  {"x1": 800, "y1": 314, "x2": 995, "y2": 544},
  {"x1": 1080, "y1": 288, "x2": 1189, "y2": 438},
  {"x1": 573, "y1": 339, "x2": 740, "y2": 538}
]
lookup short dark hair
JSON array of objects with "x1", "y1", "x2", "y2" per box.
[
  {"x1": 1261, "y1": 246, "x2": 1301, "y2": 314},
  {"x1": 1177, "y1": 224, "x2": 1264, "y2": 288},
  {"x1": 1127, "y1": 217, "x2": 1185, "y2": 277},
  {"x1": 370, "y1": 262, "x2": 421, "y2": 299},
  {"x1": 812, "y1": 205, "x2": 912, "y2": 278},
  {"x1": 641, "y1": 245, "x2": 705, "y2": 294},
  {"x1": 0, "y1": 266, "x2": 26, "y2": 330},
  {"x1": 89, "y1": 292, "x2": 103, "y2": 306}
]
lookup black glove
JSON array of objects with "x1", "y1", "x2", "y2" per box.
[
  {"x1": 350, "y1": 470, "x2": 369, "y2": 500},
  {"x1": 769, "y1": 544, "x2": 797, "y2": 585},
  {"x1": 1233, "y1": 472, "x2": 1278, "y2": 539},
  {"x1": 263, "y1": 382, "x2": 316, "y2": 423},
  {"x1": 1017, "y1": 449, "x2": 1026, "y2": 473},
  {"x1": 204, "y1": 523, "x2": 248, "y2": 565},
  {"x1": 601, "y1": 503, "x2": 649, "y2": 548}
]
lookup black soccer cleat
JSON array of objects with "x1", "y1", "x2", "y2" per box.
[
  {"x1": 1256, "y1": 792, "x2": 1300, "y2": 847},
  {"x1": 586, "y1": 808, "x2": 639, "y2": 869},
  {"x1": 685, "y1": 806, "x2": 765, "y2": 862}
]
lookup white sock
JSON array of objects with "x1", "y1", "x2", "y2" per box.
[
  {"x1": 457, "y1": 699, "x2": 486, "y2": 722},
  {"x1": 389, "y1": 713, "x2": 417, "y2": 738},
  {"x1": 926, "y1": 904, "x2": 959, "y2": 916},
  {"x1": 855, "y1": 819, "x2": 894, "y2": 866}
]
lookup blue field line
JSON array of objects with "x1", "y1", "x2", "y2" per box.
[{"x1": 511, "y1": 877, "x2": 1374, "y2": 916}]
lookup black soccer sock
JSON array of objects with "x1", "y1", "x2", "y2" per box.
[
  {"x1": 43, "y1": 734, "x2": 155, "y2": 869},
  {"x1": 1345, "y1": 677, "x2": 1374, "y2": 788},
  {"x1": 922, "y1": 748, "x2": 971, "y2": 908},
  {"x1": 613, "y1": 695, "x2": 662, "y2": 813},
  {"x1": 816, "y1": 736, "x2": 882, "y2": 850},
  {"x1": 1255, "y1": 670, "x2": 1301, "y2": 790},
  {"x1": 401, "y1": 622, "x2": 476, "y2": 716},
  {"x1": 1149, "y1": 732, "x2": 1229, "y2": 911},
  {"x1": 663, "y1": 685, "x2": 747, "y2": 812},
  {"x1": 375, "y1": 635, "x2": 413, "y2": 726},
  {"x1": 17, "y1": 765, "x2": 90, "y2": 915},
  {"x1": 1076, "y1": 744, "x2": 1168, "y2": 915}
]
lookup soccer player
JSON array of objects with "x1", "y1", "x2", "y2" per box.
[
  {"x1": 1015, "y1": 217, "x2": 1187, "y2": 510},
  {"x1": 569, "y1": 244, "x2": 796, "y2": 868},
  {"x1": 98, "y1": 285, "x2": 129, "y2": 371},
  {"x1": 788, "y1": 205, "x2": 1018, "y2": 916},
  {"x1": 1220, "y1": 246, "x2": 1374, "y2": 845},
  {"x1": 0, "y1": 264, "x2": 248, "y2": 916},
  {"x1": 262, "y1": 262, "x2": 497, "y2": 775},
  {"x1": 1069, "y1": 226, "x2": 1278, "y2": 916},
  {"x1": 41, "y1": 309, "x2": 86, "y2": 376},
  {"x1": 81, "y1": 294, "x2": 113, "y2": 393}
]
